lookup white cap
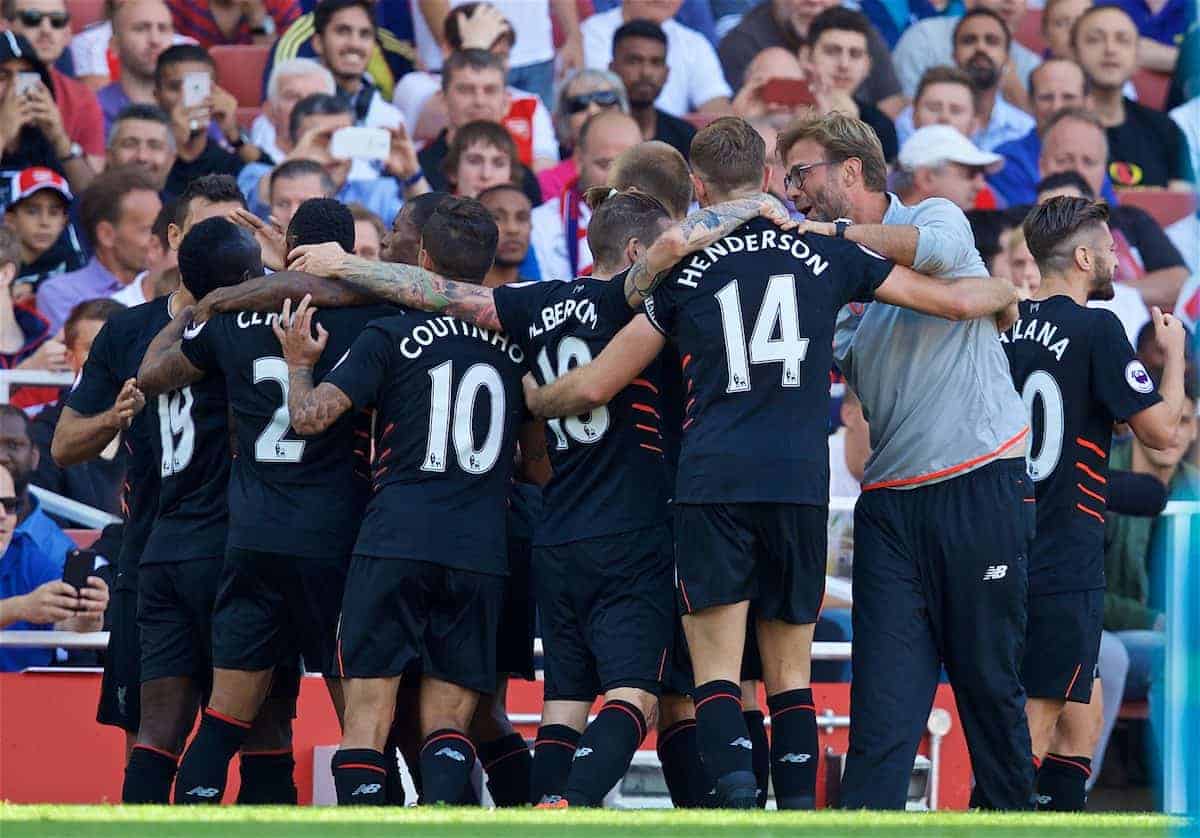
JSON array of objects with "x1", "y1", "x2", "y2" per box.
[{"x1": 898, "y1": 125, "x2": 1004, "y2": 173}]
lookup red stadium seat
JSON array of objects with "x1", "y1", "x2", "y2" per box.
[
  {"x1": 237, "y1": 106, "x2": 262, "y2": 132},
  {"x1": 68, "y1": 0, "x2": 105, "y2": 33},
  {"x1": 211, "y1": 44, "x2": 271, "y2": 108},
  {"x1": 1014, "y1": 9, "x2": 1046, "y2": 55},
  {"x1": 1119, "y1": 189, "x2": 1197, "y2": 228},
  {"x1": 65, "y1": 529, "x2": 100, "y2": 549},
  {"x1": 1132, "y1": 68, "x2": 1171, "y2": 111}
]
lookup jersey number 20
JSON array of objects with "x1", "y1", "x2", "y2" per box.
[
  {"x1": 715, "y1": 274, "x2": 810, "y2": 393},
  {"x1": 423, "y1": 360, "x2": 506, "y2": 474},
  {"x1": 1021, "y1": 370, "x2": 1065, "y2": 482}
]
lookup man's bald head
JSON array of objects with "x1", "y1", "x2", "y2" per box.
[
  {"x1": 606, "y1": 140, "x2": 692, "y2": 220},
  {"x1": 745, "y1": 46, "x2": 805, "y2": 83},
  {"x1": 576, "y1": 111, "x2": 642, "y2": 191}
]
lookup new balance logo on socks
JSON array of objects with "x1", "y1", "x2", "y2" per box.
[
  {"x1": 185, "y1": 787, "x2": 220, "y2": 799},
  {"x1": 435, "y1": 747, "x2": 466, "y2": 762},
  {"x1": 352, "y1": 783, "x2": 382, "y2": 796},
  {"x1": 983, "y1": 564, "x2": 1008, "y2": 581},
  {"x1": 573, "y1": 747, "x2": 593, "y2": 759},
  {"x1": 729, "y1": 737, "x2": 753, "y2": 750},
  {"x1": 778, "y1": 753, "x2": 812, "y2": 763},
  {"x1": 1036, "y1": 794, "x2": 1053, "y2": 806}
]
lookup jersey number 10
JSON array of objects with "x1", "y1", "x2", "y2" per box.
[
  {"x1": 715, "y1": 274, "x2": 810, "y2": 393},
  {"x1": 1021, "y1": 370, "x2": 1065, "y2": 482},
  {"x1": 422, "y1": 360, "x2": 506, "y2": 475}
]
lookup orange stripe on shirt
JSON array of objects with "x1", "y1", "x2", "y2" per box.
[
  {"x1": 1075, "y1": 462, "x2": 1107, "y2": 484},
  {"x1": 862, "y1": 427, "x2": 1029, "y2": 492},
  {"x1": 1077, "y1": 482, "x2": 1106, "y2": 504},
  {"x1": 640, "y1": 443, "x2": 664, "y2": 454},
  {"x1": 632, "y1": 403, "x2": 660, "y2": 418},
  {"x1": 1076, "y1": 437, "x2": 1107, "y2": 458},
  {"x1": 1076, "y1": 503, "x2": 1105, "y2": 523},
  {"x1": 633, "y1": 378, "x2": 659, "y2": 394},
  {"x1": 635, "y1": 423, "x2": 658, "y2": 433}
]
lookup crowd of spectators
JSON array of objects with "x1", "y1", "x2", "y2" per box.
[{"x1": 0, "y1": 0, "x2": 1196, "y2": 795}]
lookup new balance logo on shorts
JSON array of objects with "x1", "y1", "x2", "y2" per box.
[
  {"x1": 573, "y1": 747, "x2": 593, "y2": 759},
  {"x1": 729, "y1": 737, "x2": 753, "y2": 750},
  {"x1": 778, "y1": 753, "x2": 812, "y2": 763},
  {"x1": 983, "y1": 564, "x2": 1009, "y2": 581},
  {"x1": 352, "y1": 783, "x2": 382, "y2": 796},
  {"x1": 435, "y1": 747, "x2": 466, "y2": 762},
  {"x1": 185, "y1": 786, "x2": 220, "y2": 798}
]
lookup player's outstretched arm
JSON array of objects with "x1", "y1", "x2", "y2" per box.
[
  {"x1": 874, "y1": 266, "x2": 1017, "y2": 321},
  {"x1": 194, "y1": 271, "x2": 376, "y2": 321},
  {"x1": 623, "y1": 193, "x2": 795, "y2": 308},
  {"x1": 796, "y1": 219, "x2": 919, "y2": 267},
  {"x1": 273, "y1": 295, "x2": 352, "y2": 435},
  {"x1": 137, "y1": 305, "x2": 205, "y2": 397},
  {"x1": 52, "y1": 379, "x2": 144, "y2": 466},
  {"x1": 1128, "y1": 307, "x2": 1188, "y2": 451},
  {"x1": 525, "y1": 314, "x2": 666, "y2": 417},
  {"x1": 287, "y1": 243, "x2": 505, "y2": 331}
]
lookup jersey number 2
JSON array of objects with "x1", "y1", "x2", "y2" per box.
[
  {"x1": 715, "y1": 274, "x2": 809, "y2": 393},
  {"x1": 1021, "y1": 370, "x2": 1064, "y2": 482},
  {"x1": 254, "y1": 357, "x2": 306, "y2": 463},
  {"x1": 423, "y1": 361, "x2": 505, "y2": 474}
]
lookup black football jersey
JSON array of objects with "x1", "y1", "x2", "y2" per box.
[
  {"x1": 179, "y1": 306, "x2": 395, "y2": 559},
  {"x1": 325, "y1": 309, "x2": 527, "y2": 575},
  {"x1": 64, "y1": 299, "x2": 167, "y2": 590},
  {"x1": 643, "y1": 217, "x2": 893, "y2": 504},
  {"x1": 1002, "y1": 296, "x2": 1162, "y2": 594},
  {"x1": 493, "y1": 274, "x2": 670, "y2": 545}
]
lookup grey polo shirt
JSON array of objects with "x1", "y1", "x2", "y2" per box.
[{"x1": 833, "y1": 194, "x2": 1027, "y2": 490}]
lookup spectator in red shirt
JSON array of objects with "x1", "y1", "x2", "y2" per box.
[
  {"x1": 166, "y1": 0, "x2": 300, "y2": 49},
  {"x1": 5, "y1": 0, "x2": 107, "y2": 171}
]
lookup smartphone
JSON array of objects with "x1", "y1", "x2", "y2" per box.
[
  {"x1": 16, "y1": 72, "x2": 41, "y2": 98},
  {"x1": 759, "y1": 77, "x2": 816, "y2": 107},
  {"x1": 330, "y1": 126, "x2": 391, "y2": 161},
  {"x1": 182, "y1": 71, "x2": 211, "y2": 108},
  {"x1": 63, "y1": 549, "x2": 98, "y2": 592}
]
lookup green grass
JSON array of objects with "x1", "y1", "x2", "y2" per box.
[{"x1": 0, "y1": 804, "x2": 1190, "y2": 838}]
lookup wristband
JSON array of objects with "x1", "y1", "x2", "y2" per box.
[
  {"x1": 401, "y1": 170, "x2": 425, "y2": 189},
  {"x1": 834, "y1": 219, "x2": 851, "y2": 239}
]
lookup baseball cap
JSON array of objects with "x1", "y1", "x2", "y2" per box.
[
  {"x1": 898, "y1": 125, "x2": 1004, "y2": 173},
  {"x1": 10, "y1": 167, "x2": 73, "y2": 206},
  {"x1": 0, "y1": 31, "x2": 54, "y2": 93}
]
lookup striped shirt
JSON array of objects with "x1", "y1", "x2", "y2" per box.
[{"x1": 167, "y1": 0, "x2": 300, "y2": 48}]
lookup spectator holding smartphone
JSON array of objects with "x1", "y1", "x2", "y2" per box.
[{"x1": 0, "y1": 463, "x2": 110, "y2": 672}]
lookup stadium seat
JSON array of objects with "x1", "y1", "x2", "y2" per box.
[
  {"x1": 1119, "y1": 189, "x2": 1197, "y2": 228},
  {"x1": 68, "y1": 0, "x2": 105, "y2": 33},
  {"x1": 1132, "y1": 68, "x2": 1171, "y2": 111},
  {"x1": 1015, "y1": 9, "x2": 1046, "y2": 55},
  {"x1": 65, "y1": 529, "x2": 100, "y2": 549},
  {"x1": 211, "y1": 44, "x2": 271, "y2": 108}
]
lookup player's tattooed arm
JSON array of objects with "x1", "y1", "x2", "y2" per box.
[
  {"x1": 194, "y1": 271, "x2": 376, "y2": 321},
  {"x1": 288, "y1": 243, "x2": 504, "y2": 331},
  {"x1": 137, "y1": 305, "x2": 205, "y2": 397},
  {"x1": 623, "y1": 193, "x2": 795, "y2": 308},
  {"x1": 272, "y1": 295, "x2": 352, "y2": 435}
]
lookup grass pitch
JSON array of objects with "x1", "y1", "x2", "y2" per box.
[{"x1": 0, "y1": 804, "x2": 1189, "y2": 838}]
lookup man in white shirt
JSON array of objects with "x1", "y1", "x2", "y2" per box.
[
  {"x1": 528, "y1": 110, "x2": 640, "y2": 280},
  {"x1": 582, "y1": 0, "x2": 732, "y2": 116}
]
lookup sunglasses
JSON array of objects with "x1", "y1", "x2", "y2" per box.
[
  {"x1": 565, "y1": 89, "x2": 620, "y2": 115},
  {"x1": 16, "y1": 9, "x2": 71, "y2": 28},
  {"x1": 0, "y1": 496, "x2": 18, "y2": 515},
  {"x1": 783, "y1": 160, "x2": 836, "y2": 192}
]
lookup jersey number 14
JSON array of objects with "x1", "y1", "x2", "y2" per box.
[{"x1": 715, "y1": 274, "x2": 810, "y2": 393}]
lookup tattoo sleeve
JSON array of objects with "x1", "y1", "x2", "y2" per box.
[
  {"x1": 336, "y1": 256, "x2": 505, "y2": 332},
  {"x1": 208, "y1": 272, "x2": 377, "y2": 315},
  {"x1": 624, "y1": 194, "x2": 777, "y2": 308},
  {"x1": 137, "y1": 314, "x2": 204, "y2": 396},
  {"x1": 286, "y1": 368, "x2": 352, "y2": 435}
]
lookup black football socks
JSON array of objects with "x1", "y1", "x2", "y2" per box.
[
  {"x1": 692, "y1": 680, "x2": 757, "y2": 808},
  {"x1": 236, "y1": 750, "x2": 297, "y2": 805},
  {"x1": 564, "y1": 700, "x2": 647, "y2": 807},
  {"x1": 1036, "y1": 753, "x2": 1091, "y2": 811},
  {"x1": 478, "y1": 732, "x2": 532, "y2": 807},
  {"x1": 743, "y1": 709, "x2": 770, "y2": 808},
  {"x1": 767, "y1": 688, "x2": 818, "y2": 809},
  {"x1": 331, "y1": 748, "x2": 388, "y2": 805},
  {"x1": 657, "y1": 719, "x2": 713, "y2": 808},
  {"x1": 123, "y1": 744, "x2": 179, "y2": 803},
  {"x1": 175, "y1": 709, "x2": 251, "y2": 804},
  {"x1": 420, "y1": 729, "x2": 477, "y2": 805},
  {"x1": 531, "y1": 724, "x2": 580, "y2": 803}
]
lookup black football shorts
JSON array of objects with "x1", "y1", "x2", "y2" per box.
[
  {"x1": 336, "y1": 556, "x2": 505, "y2": 694},
  {"x1": 211, "y1": 547, "x2": 348, "y2": 676},
  {"x1": 673, "y1": 502, "x2": 827, "y2": 624},
  {"x1": 497, "y1": 527, "x2": 536, "y2": 681},
  {"x1": 534, "y1": 524, "x2": 675, "y2": 701},
  {"x1": 1022, "y1": 588, "x2": 1104, "y2": 703},
  {"x1": 97, "y1": 585, "x2": 141, "y2": 732},
  {"x1": 137, "y1": 557, "x2": 222, "y2": 688}
]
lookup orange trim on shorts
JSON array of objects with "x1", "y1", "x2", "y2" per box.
[
  {"x1": 1064, "y1": 664, "x2": 1083, "y2": 699},
  {"x1": 862, "y1": 427, "x2": 1029, "y2": 491}
]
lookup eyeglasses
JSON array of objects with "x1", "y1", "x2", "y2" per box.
[
  {"x1": 15, "y1": 9, "x2": 71, "y2": 28},
  {"x1": 565, "y1": 89, "x2": 620, "y2": 115},
  {"x1": 784, "y1": 160, "x2": 836, "y2": 192},
  {"x1": 0, "y1": 497, "x2": 18, "y2": 515}
]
